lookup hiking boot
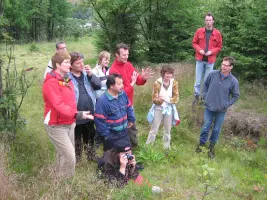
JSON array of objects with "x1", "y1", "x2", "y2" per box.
[
  {"x1": 208, "y1": 143, "x2": 215, "y2": 159},
  {"x1": 94, "y1": 136, "x2": 103, "y2": 149},
  {"x1": 195, "y1": 143, "x2": 205, "y2": 153}
]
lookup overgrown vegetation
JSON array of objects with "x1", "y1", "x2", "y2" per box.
[
  {"x1": 1, "y1": 0, "x2": 267, "y2": 79},
  {"x1": 1, "y1": 0, "x2": 267, "y2": 198},
  {"x1": 83, "y1": 0, "x2": 267, "y2": 80},
  {"x1": 0, "y1": 39, "x2": 266, "y2": 199},
  {"x1": 0, "y1": 33, "x2": 35, "y2": 139}
]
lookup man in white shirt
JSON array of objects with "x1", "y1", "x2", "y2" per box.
[{"x1": 44, "y1": 42, "x2": 67, "y2": 78}]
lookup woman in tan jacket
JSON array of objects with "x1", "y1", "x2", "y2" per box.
[{"x1": 146, "y1": 66, "x2": 179, "y2": 149}]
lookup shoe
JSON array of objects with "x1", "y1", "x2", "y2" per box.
[
  {"x1": 195, "y1": 143, "x2": 205, "y2": 153},
  {"x1": 136, "y1": 162, "x2": 144, "y2": 170},
  {"x1": 94, "y1": 136, "x2": 103, "y2": 149},
  {"x1": 208, "y1": 143, "x2": 215, "y2": 159}
]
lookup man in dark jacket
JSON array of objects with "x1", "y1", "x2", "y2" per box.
[
  {"x1": 196, "y1": 56, "x2": 240, "y2": 158},
  {"x1": 69, "y1": 52, "x2": 101, "y2": 162},
  {"x1": 94, "y1": 74, "x2": 135, "y2": 151}
]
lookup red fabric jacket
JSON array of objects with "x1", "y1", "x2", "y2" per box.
[
  {"x1": 43, "y1": 72, "x2": 78, "y2": 125},
  {"x1": 192, "y1": 27, "x2": 222, "y2": 63},
  {"x1": 109, "y1": 59, "x2": 146, "y2": 105}
]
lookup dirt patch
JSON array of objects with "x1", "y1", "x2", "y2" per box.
[{"x1": 224, "y1": 108, "x2": 267, "y2": 142}]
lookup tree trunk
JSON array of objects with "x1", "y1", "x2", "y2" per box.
[
  {"x1": 0, "y1": 59, "x2": 3, "y2": 98},
  {"x1": 0, "y1": 0, "x2": 3, "y2": 16}
]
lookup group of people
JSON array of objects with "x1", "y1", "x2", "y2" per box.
[{"x1": 42, "y1": 11, "x2": 240, "y2": 186}]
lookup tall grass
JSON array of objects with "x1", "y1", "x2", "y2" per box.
[{"x1": 0, "y1": 38, "x2": 267, "y2": 199}]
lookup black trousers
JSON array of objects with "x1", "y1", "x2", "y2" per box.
[{"x1": 75, "y1": 121, "x2": 96, "y2": 159}]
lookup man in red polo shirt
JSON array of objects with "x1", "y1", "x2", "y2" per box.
[
  {"x1": 109, "y1": 43, "x2": 153, "y2": 147},
  {"x1": 192, "y1": 12, "x2": 222, "y2": 106}
]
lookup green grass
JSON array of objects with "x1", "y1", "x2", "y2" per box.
[{"x1": 1, "y1": 37, "x2": 267, "y2": 199}]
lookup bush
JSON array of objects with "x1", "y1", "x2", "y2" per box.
[{"x1": 29, "y1": 43, "x2": 40, "y2": 52}]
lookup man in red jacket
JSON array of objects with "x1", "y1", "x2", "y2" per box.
[
  {"x1": 192, "y1": 12, "x2": 222, "y2": 105},
  {"x1": 109, "y1": 43, "x2": 153, "y2": 147}
]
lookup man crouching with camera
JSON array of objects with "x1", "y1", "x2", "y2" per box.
[{"x1": 97, "y1": 139, "x2": 141, "y2": 187}]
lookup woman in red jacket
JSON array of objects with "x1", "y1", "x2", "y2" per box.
[{"x1": 43, "y1": 51, "x2": 93, "y2": 179}]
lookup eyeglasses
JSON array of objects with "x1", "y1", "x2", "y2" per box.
[{"x1": 221, "y1": 63, "x2": 231, "y2": 67}]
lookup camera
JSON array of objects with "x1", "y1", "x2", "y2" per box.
[{"x1": 125, "y1": 153, "x2": 133, "y2": 161}]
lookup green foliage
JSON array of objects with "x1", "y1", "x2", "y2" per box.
[
  {"x1": 2, "y1": 0, "x2": 72, "y2": 41},
  {"x1": 29, "y1": 42, "x2": 40, "y2": 52},
  {"x1": 214, "y1": 0, "x2": 267, "y2": 80},
  {"x1": 84, "y1": 0, "x2": 139, "y2": 61},
  {"x1": 56, "y1": 18, "x2": 92, "y2": 41},
  {"x1": 135, "y1": 0, "x2": 197, "y2": 63},
  {"x1": 84, "y1": 0, "x2": 267, "y2": 80},
  {"x1": 112, "y1": 182, "x2": 153, "y2": 200},
  {"x1": 86, "y1": 0, "x2": 198, "y2": 63},
  {"x1": 137, "y1": 145, "x2": 166, "y2": 163},
  {"x1": 0, "y1": 35, "x2": 35, "y2": 139},
  {"x1": 1, "y1": 39, "x2": 267, "y2": 199}
]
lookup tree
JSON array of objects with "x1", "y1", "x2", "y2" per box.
[
  {"x1": 2, "y1": 0, "x2": 71, "y2": 41},
  {"x1": 86, "y1": 0, "x2": 199, "y2": 63},
  {"x1": 215, "y1": 0, "x2": 267, "y2": 80},
  {"x1": 134, "y1": 0, "x2": 197, "y2": 62},
  {"x1": 83, "y1": 0, "x2": 140, "y2": 61},
  {"x1": 47, "y1": 0, "x2": 71, "y2": 41}
]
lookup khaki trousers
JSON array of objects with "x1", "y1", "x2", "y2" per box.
[
  {"x1": 45, "y1": 123, "x2": 76, "y2": 179},
  {"x1": 146, "y1": 108, "x2": 172, "y2": 149}
]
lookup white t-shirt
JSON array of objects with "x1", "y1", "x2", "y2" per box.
[{"x1": 44, "y1": 60, "x2": 53, "y2": 79}]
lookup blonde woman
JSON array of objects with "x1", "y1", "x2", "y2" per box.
[{"x1": 92, "y1": 51, "x2": 111, "y2": 98}]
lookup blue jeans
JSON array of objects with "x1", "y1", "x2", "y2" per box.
[
  {"x1": 199, "y1": 108, "x2": 226, "y2": 145},
  {"x1": 194, "y1": 60, "x2": 215, "y2": 96}
]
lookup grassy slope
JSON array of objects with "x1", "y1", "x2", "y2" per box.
[{"x1": 0, "y1": 38, "x2": 267, "y2": 199}]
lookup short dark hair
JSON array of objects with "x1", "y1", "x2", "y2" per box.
[
  {"x1": 56, "y1": 41, "x2": 65, "y2": 49},
  {"x1": 69, "y1": 52, "x2": 84, "y2": 65},
  {"x1": 205, "y1": 12, "x2": 214, "y2": 20},
  {"x1": 160, "y1": 65, "x2": 174, "y2": 77},
  {"x1": 223, "y1": 56, "x2": 236, "y2": 66},
  {"x1": 116, "y1": 43, "x2": 129, "y2": 54},
  {"x1": 106, "y1": 74, "x2": 122, "y2": 89}
]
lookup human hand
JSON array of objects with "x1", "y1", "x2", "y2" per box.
[
  {"x1": 128, "y1": 155, "x2": 136, "y2": 168},
  {"x1": 205, "y1": 51, "x2": 212, "y2": 56},
  {"x1": 159, "y1": 96, "x2": 165, "y2": 101},
  {"x1": 82, "y1": 111, "x2": 94, "y2": 120},
  {"x1": 199, "y1": 50, "x2": 205, "y2": 55},
  {"x1": 84, "y1": 65, "x2": 93, "y2": 76},
  {"x1": 127, "y1": 122, "x2": 133, "y2": 128},
  {"x1": 141, "y1": 68, "x2": 153, "y2": 80},
  {"x1": 119, "y1": 153, "x2": 128, "y2": 169},
  {"x1": 130, "y1": 71, "x2": 138, "y2": 86}
]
